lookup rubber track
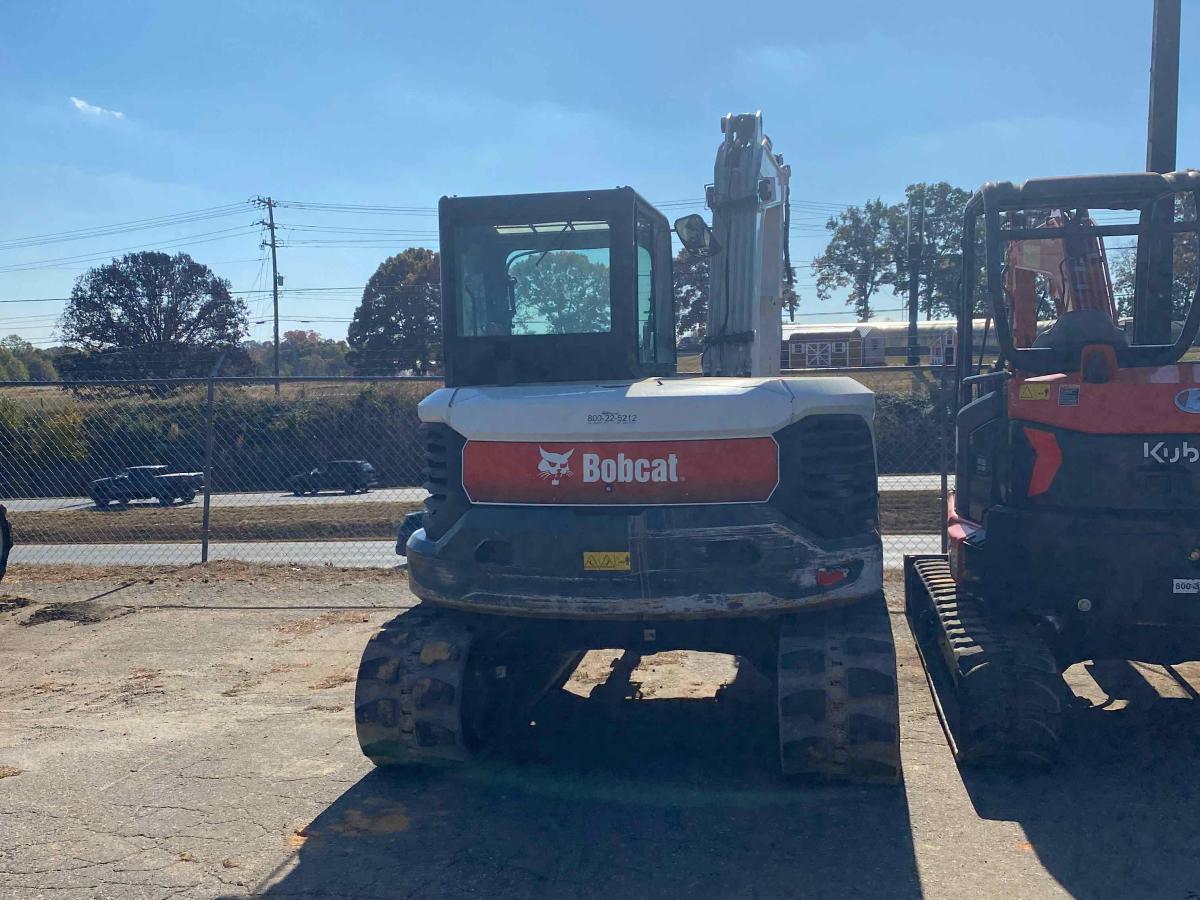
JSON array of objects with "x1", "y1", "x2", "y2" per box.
[
  {"x1": 777, "y1": 592, "x2": 901, "y2": 784},
  {"x1": 355, "y1": 603, "x2": 474, "y2": 766},
  {"x1": 908, "y1": 556, "x2": 1064, "y2": 767}
]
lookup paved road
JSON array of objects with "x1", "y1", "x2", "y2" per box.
[
  {"x1": 2, "y1": 475, "x2": 947, "y2": 514},
  {"x1": 10, "y1": 534, "x2": 941, "y2": 569}
]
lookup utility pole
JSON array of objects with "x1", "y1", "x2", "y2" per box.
[
  {"x1": 258, "y1": 196, "x2": 282, "y2": 396},
  {"x1": 906, "y1": 188, "x2": 924, "y2": 366},
  {"x1": 1134, "y1": 0, "x2": 1180, "y2": 345}
]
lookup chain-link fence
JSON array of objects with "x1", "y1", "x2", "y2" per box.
[
  {"x1": 0, "y1": 377, "x2": 438, "y2": 568},
  {"x1": 781, "y1": 365, "x2": 955, "y2": 561},
  {"x1": 0, "y1": 368, "x2": 951, "y2": 569}
]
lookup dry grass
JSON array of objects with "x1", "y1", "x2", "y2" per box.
[
  {"x1": 880, "y1": 490, "x2": 943, "y2": 534},
  {"x1": 8, "y1": 500, "x2": 420, "y2": 544},
  {"x1": 2, "y1": 559, "x2": 409, "y2": 586}
]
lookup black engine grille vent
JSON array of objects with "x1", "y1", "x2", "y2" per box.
[{"x1": 772, "y1": 415, "x2": 879, "y2": 540}]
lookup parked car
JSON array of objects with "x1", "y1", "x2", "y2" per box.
[
  {"x1": 90, "y1": 466, "x2": 205, "y2": 508},
  {"x1": 290, "y1": 460, "x2": 378, "y2": 496}
]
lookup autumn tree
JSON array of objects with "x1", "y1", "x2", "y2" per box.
[
  {"x1": 58, "y1": 251, "x2": 247, "y2": 379},
  {"x1": 244, "y1": 330, "x2": 351, "y2": 376},
  {"x1": 348, "y1": 248, "x2": 441, "y2": 375}
]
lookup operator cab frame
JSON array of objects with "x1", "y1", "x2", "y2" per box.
[
  {"x1": 963, "y1": 170, "x2": 1200, "y2": 379},
  {"x1": 439, "y1": 187, "x2": 676, "y2": 387}
]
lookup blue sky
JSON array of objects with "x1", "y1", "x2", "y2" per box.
[{"x1": 1, "y1": 0, "x2": 1196, "y2": 345}]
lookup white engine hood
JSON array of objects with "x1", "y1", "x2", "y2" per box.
[{"x1": 419, "y1": 376, "x2": 874, "y2": 441}]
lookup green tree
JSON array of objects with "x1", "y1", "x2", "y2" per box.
[
  {"x1": 813, "y1": 199, "x2": 901, "y2": 320},
  {"x1": 348, "y1": 248, "x2": 441, "y2": 375},
  {"x1": 1, "y1": 336, "x2": 58, "y2": 381},
  {"x1": 892, "y1": 183, "x2": 973, "y2": 320},
  {"x1": 782, "y1": 279, "x2": 801, "y2": 322},
  {"x1": 59, "y1": 251, "x2": 247, "y2": 379},
  {"x1": 509, "y1": 250, "x2": 611, "y2": 334},
  {"x1": 673, "y1": 249, "x2": 709, "y2": 339},
  {"x1": 0, "y1": 348, "x2": 29, "y2": 380},
  {"x1": 1110, "y1": 195, "x2": 1198, "y2": 321}
]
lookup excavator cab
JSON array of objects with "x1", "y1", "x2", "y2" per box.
[
  {"x1": 438, "y1": 188, "x2": 676, "y2": 387},
  {"x1": 906, "y1": 170, "x2": 1200, "y2": 767}
]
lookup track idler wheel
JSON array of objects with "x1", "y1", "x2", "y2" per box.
[
  {"x1": 905, "y1": 555, "x2": 1065, "y2": 768},
  {"x1": 355, "y1": 603, "x2": 475, "y2": 766},
  {"x1": 355, "y1": 603, "x2": 585, "y2": 767},
  {"x1": 777, "y1": 592, "x2": 902, "y2": 784}
]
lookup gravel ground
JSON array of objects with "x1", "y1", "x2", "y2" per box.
[{"x1": 2, "y1": 563, "x2": 1200, "y2": 899}]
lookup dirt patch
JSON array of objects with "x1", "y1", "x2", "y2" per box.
[
  {"x1": 9, "y1": 500, "x2": 421, "y2": 544},
  {"x1": 23, "y1": 601, "x2": 135, "y2": 627},
  {"x1": 275, "y1": 610, "x2": 370, "y2": 641},
  {"x1": 0, "y1": 595, "x2": 31, "y2": 613},
  {"x1": 880, "y1": 490, "x2": 942, "y2": 534},
  {"x1": 4, "y1": 560, "x2": 408, "y2": 586},
  {"x1": 309, "y1": 671, "x2": 355, "y2": 691}
]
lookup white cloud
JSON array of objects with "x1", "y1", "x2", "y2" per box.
[
  {"x1": 69, "y1": 96, "x2": 125, "y2": 120},
  {"x1": 741, "y1": 45, "x2": 813, "y2": 77}
]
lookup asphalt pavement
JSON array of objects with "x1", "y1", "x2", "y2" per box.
[{"x1": 4, "y1": 568, "x2": 1199, "y2": 898}]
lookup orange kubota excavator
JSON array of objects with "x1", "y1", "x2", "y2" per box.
[{"x1": 906, "y1": 171, "x2": 1200, "y2": 767}]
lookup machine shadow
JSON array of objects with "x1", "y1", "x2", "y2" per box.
[
  {"x1": 257, "y1": 658, "x2": 921, "y2": 899},
  {"x1": 962, "y1": 669, "x2": 1200, "y2": 900}
]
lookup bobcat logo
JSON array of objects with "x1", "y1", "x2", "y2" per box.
[{"x1": 538, "y1": 447, "x2": 575, "y2": 486}]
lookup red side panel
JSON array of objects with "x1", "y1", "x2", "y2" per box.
[
  {"x1": 1024, "y1": 427, "x2": 1062, "y2": 496},
  {"x1": 462, "y1": 437, "x2": 780, "y2": 506},
  {"x1": 1009, "y1": 365, "x2": 1200, "y2": 434}
]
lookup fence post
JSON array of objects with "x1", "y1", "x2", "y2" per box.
[
  {"x1": 201, "y1": 376, "x2": 215, "y2": 563},
  {"x1": 938, "y1": 366, "x2": 951, "y2": 554}
]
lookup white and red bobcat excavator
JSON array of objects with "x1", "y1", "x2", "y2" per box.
[{"x1": 355, "y1": 113, "x2": 900, "y2": 782}]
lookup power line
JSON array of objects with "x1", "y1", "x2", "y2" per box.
[
  {"x1": 0, "y1": 225, "x2": 261, "y2": 274},
  {"x1": 0, "y1": 202, "x2": 254, "y2": 250}
]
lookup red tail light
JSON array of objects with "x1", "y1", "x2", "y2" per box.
[{"x1": 816, "y1": 566, "x2": 850, "y2": 588}]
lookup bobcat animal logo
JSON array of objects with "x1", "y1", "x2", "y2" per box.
[{"x1": 538, "y1": 447, "x2": 575, "y2": 486}]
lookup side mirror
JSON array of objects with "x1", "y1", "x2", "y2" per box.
[{"x1": 674, "y1": 214, "x2": 720, "y2": 257}]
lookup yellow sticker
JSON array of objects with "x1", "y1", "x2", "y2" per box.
[
  {"x1": 583, "y1": 551, "x2": 631, "y2": 572},
  {"x1": 1019, "y1": 384, "x2": 1051, "y2": 401}
]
